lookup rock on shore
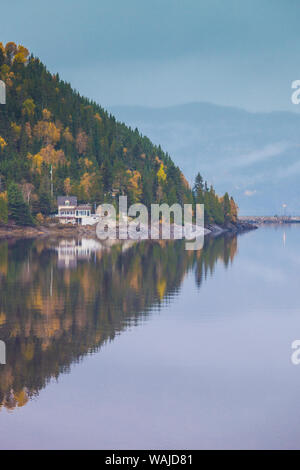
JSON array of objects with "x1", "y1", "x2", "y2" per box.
[{"x1": 0, "y1": 219, "x2": 257, "y2": 240}]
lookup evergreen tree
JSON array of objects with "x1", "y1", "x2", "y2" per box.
[
  {"x1": 223, "y1": 192, "x2": 231, "y2": 223},
  {"x1": 38, "y1": 191, "x2": 52, "y2": 215},
  {"x1": 7, "y1": 182, "x2": 34, "y2": 225},
  {"x1": 0, "y1": 196, "x2": 8, "y2": 223},
  {"x1": 193, "y1": 172, "x2": 204, "y2": 196}
]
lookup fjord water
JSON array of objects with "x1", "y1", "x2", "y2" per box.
[{"x1": 0, "y1": 225, "x2": 300, "y2": 449}]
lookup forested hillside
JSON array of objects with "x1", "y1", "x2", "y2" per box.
[{"x1": 0, "y1": 42, "x2": 237, "y2": 225}]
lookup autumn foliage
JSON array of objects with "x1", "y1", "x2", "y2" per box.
[{"x1": 0, "y1": 42, "x2": 238, "y2": 225}]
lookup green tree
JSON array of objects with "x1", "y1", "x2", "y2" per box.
[
  {"x1": 0, "y1": 197, "x2": 8, "y2": 223},
  {"x1": 38, "y1": 191, "x2": 52, "y2": 215},
  {"x1": 193, "y1": 172, "x2": 204, "y2": 196},
  {"x1": 7, "y1": 182, "x2": 34, "y2": 225},
  {"x1": 223, "y1": 192, "x2": 231, "y2": 223}
]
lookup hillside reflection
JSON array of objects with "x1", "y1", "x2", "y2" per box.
[{"x1": 0, "y1": 234, "x2": 237, "y2": 411}]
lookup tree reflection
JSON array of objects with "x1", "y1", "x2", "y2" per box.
[{"x1": 0, "y1": 234, "x2": 237, "y2": 411}]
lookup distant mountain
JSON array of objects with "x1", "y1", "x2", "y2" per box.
[{"x1": 109, "y1": 103, "x2": 300, "y2": 215}]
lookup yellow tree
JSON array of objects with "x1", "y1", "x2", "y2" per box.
[
  {"x1": 157, "y1": 163, "x2": 167, "y2": 183},
  {"x1": 80, "y1": 172, "x2": 95, "y2": 199},
  {"x1": 22, "y1": 98, "x2": 36, "y2": 118},
  {"x1": 27, "y1": 152, "x2": 43, "y2": 174},
  {"x1": 0, "y1": 136, "x2": 7, "y2": 150},
  {"x1": 5, "y1": 42, "x2": 17, "y2": 63},
  {"x1": 127, "y1": 170, "x2": 142, "y2": 201},
  {"x1": 13, "y1": 46, "x2": 29, "y2": 64},
  {"x1": 0, "y1": 64, "x2": 15, "y2": 87},
  {"x1": 34, "y1": 121, "x2": 60, "y2": 145},
  {"x1": 28, "y1": 146, "x2": 66, "y2": 174},
  {"x1": 40, "y1": 145, "x2": 65, "y2": 167}
]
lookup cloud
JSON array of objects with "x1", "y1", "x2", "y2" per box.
[
  {"x1": 231, "y1": 142, "x2": 293, "y2": 168},
  {"x1": 244, "y1": 189, "x2": 257, "y2": 197}
]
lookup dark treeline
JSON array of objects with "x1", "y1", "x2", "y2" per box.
[{"x1": 0, "y1": 42, "x2": 238, "y2": 225}]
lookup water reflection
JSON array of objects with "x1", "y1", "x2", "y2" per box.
[{"x1": 0, "y1": 234, "x2": 238, "y2": 412}]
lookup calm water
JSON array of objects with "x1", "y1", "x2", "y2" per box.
[{"x1": 0, "y1": 225, "x2": 300, "y2": 449}]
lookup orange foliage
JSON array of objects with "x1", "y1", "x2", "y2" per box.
[
  {"x1": 94, "y1": 113, "x2": 102, "y2": 123},
  {"x1": 126, "y1": 169, "x2": 142, "y2": 200},
  {"x1": 80, "y1": 172, "x2": 94, "y2": 197},
  {"x1": 34, "y1": 121, "x2": 60, "y2": 145},
  {"x1": 28, "y1": 145, "x2": 65, "y2": 173},
  {"x1": 0, "y1": 64, "x2": 14, "y2": 87},
  {"x1": 63, "y1": 127, "x2": 73, "y2": 143},
  {"x1": 40, "y1": 145, "x2": 65, "y2": 167},
  {"x1": 0, "y1": 136, "x2": 7, "y2": 150},
  {"x1": 84, "y1": 158, "x2": 93, "y2": 169}
]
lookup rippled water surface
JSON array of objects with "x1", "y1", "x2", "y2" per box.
[{"x1": 0, "y1": 225, "x2": 300, "y2": 449}]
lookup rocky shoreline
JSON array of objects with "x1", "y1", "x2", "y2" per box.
[
  {"x1": 206, "y1": 221, "x2": 257, "y2": 236},
  {"x1": 0, "y1": 220, "x2": 257, "y2": 240}
]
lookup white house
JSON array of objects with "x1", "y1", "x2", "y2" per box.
[
  {"x1": 57, "y1": 196, "x2": 77, "y2": 224},
  {"x1": 57, "y1": 197, "x2": 99, "y2": 226}
]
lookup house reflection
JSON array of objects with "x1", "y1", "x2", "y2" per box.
[{"x1": 56, "y1": 239, "x2": 103, "y2": 268}]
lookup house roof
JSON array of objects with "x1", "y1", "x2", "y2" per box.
[
  {"x1": 77, "y1": 204, "x2": 92, "y2": 210},
  {"x1": 57, "y1": 196, "x2": 77, "y2": 207}
]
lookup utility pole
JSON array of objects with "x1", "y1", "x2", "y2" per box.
[
  {"x1": 50, "y1": 165, "x2": 53, "y2": 198},
  {"x1": 282, "y1": 203, "x2": 287, "y2": 220}
]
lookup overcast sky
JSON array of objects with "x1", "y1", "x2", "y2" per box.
[{"x1": 2, "y1": 0, "x2": 300, "y2": 112}]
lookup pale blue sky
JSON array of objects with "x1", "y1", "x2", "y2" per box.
[{"x1": 2, "y1": 0, "x2": 300, "y2": 111}]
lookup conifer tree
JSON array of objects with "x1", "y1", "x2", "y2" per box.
[
  {"x1": 223, "y1": 192, "x2": 231, "y2": 223},
  {"x1": 0, "y1": 195, "x2": 8, "y2": 223},
  {"x1": 7, "y1": 182, "x2": 34, "y2": 225}
]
